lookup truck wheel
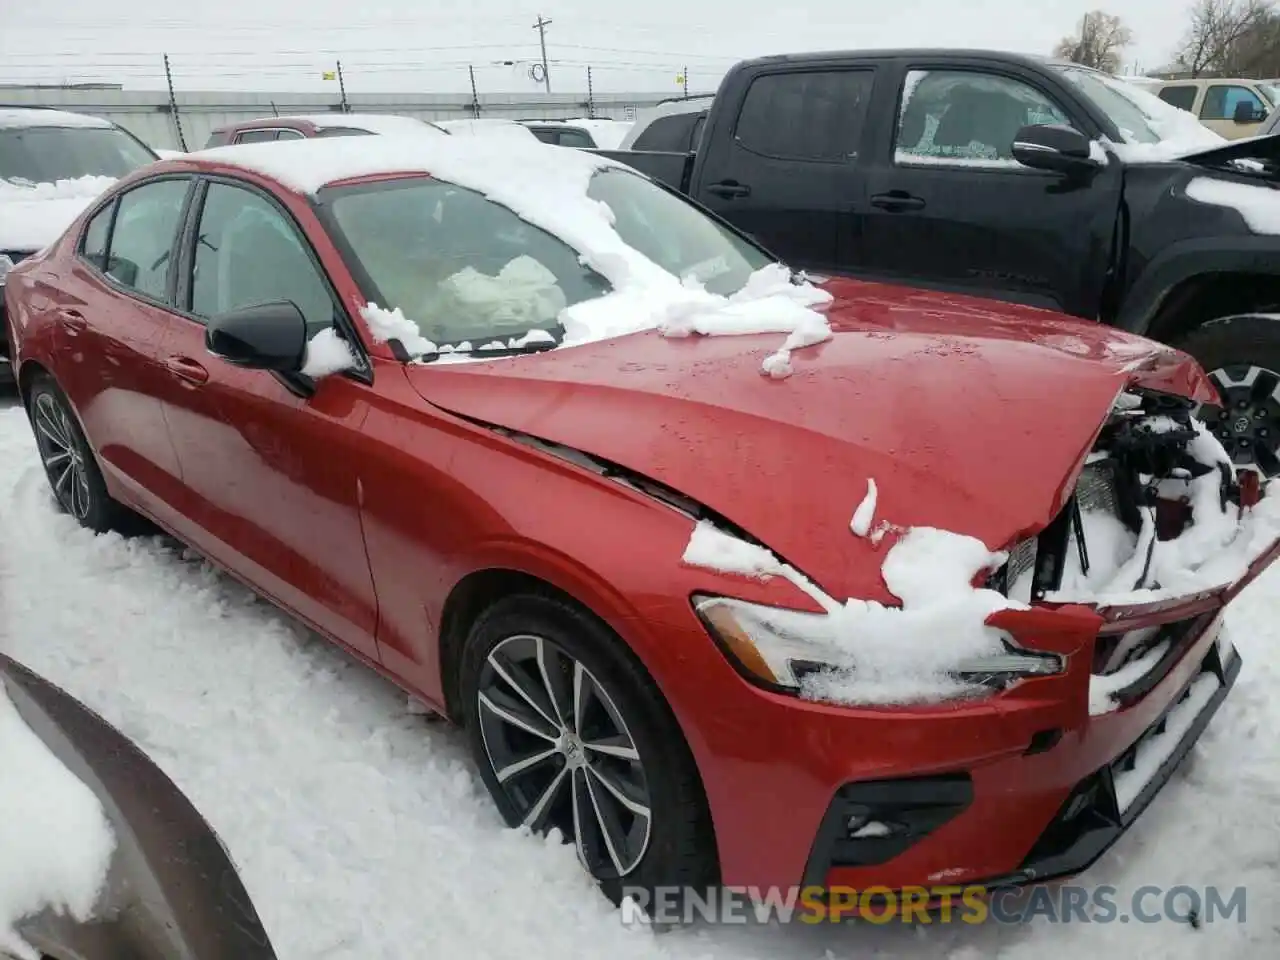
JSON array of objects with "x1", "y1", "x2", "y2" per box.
[{"x1": 1176, "y1": 314, "x2": 1280, "y2": 476}]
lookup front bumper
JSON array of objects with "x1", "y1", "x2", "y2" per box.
[{"x1": 667, "y1": 574, "x2": 1254, "y2": 893}]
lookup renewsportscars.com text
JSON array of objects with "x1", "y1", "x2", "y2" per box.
[{"x1": 619, "y1": 884, "x2": 1248, "y2": 926}]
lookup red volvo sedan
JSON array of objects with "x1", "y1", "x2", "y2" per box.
[{"x1": 4, "y1": 135, "x2": 1277, "y2": 909}]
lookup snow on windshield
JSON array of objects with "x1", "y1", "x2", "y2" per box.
[
  {"x1": 203, "y1": 136, "x2": 833, "y2": 378},
  {"x1": 0, "y1": 683, "x2": 116, "y2": 959},
  {"x1": 0, "y1": 176, "x2": 116, "y2": 251},
  {"x1": 1066, "y1": 70, "x2": 1226, "y2": 160}
]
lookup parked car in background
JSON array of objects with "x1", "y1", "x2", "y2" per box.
[
  {"x1": 1, "y1": 105, "x2": 158, "y2": 382},
  {"x1": 598, "y1": 49, "x2": 1280, "y2": 474},
  {"x1": 1, "y1": 651, "x2": 278, "y2": 958},
  {"x1": 1152, "y1": 76, "x2": 1277, "y2": 139},
  {"x1": 6, "y1": 134, "x2": 1276, "y2": 909},
  {"x1": 616, "y1": 95, "x2": 712, "y2": 152},
  {"x1": 203, "y1": 112, "x2": 448, "y2": 147},
  {"x1": 434, "y1": 117, "x2": 540, "y2": 139},
  {"x1": 520, "y1": 117, "x2": 632, "y2": 149}
]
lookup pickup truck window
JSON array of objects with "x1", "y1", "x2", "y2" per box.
[
  {"x1": 633, "y1": 112, "x2": 705, "y2": 152},
  {"x1": 735, "y1": 70, "x2": 873, "y2": 161},
  {"x1": 894, "y1": 69, "x2": 1068, "y2": 167},
  {"x1": 1201, "y1": 85, "x2": 1266, "y2": 122},
  {"x1": 1157, "y1": 85, "x2": 1198, "y2": 111}
]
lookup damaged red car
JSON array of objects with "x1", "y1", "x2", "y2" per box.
[{"x1": 5, "y1": 135, "x2": 1278, "y2": 910}]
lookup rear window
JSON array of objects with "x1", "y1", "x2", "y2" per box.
[
  {"x1": 632, "y1": 113, "x2": 703, "y2": 152},
  {"x1": 0, "y1": 125, "x2": 156, "y2": 183},
  {"x1": 1157, "y1": 85, "x2": 1198, "y2": 111}
]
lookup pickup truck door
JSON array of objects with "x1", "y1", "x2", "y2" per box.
[
  {"x1": 857, "y1": 59, "x2": 1122, "y2": 319},
  {"x1": 690, "y1": 63, "x2": 882, "y2": 273}
]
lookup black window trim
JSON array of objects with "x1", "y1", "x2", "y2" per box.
[
  {"x1": 173, "y1": 172, "x2": 373, "y2": 389},
  {"x1": 731, "y1": 65, "x2": 878, "y2": 165},
  {"x1": 889, "y1": 61, "x2": 1085, "y2": 177},
  {"x1": 74, "y1": 174, "x2": 196, "y2": 312}
]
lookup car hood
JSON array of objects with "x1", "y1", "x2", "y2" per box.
[
  {"x1": 403, "y1": 278, "x2": 1216, "y2": 603},
  {"x1": 0, "y1": 175, "x2": 115, "y2": 253}
]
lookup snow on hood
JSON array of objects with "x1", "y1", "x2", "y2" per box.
[
  {"x1": 0, "y1": 176, "x2": 115, "y2": 253},
  {"x1": 403, "y1": 277, "x2": 1217, "y2": 605}
]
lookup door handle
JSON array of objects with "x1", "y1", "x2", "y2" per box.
[
  {"x1": 870, "y1": 192, "x2": 926, "y2": 211},
  {"x1": 706, "y1": 180, "x2": 751, "y2": 198},
  {"x1": 58, "y1": 308, "x2": 87, "y2": 333},
  {"x1": 164, "y1": 355, "x2": 209, "y2": 385}
]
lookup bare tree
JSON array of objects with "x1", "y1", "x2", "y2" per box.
[
  {"x1": 1053, "y1": 10, "x2": 1134, "y2": 72},
  {"x1": 1175, "y1": 0, "x2": 1275, "y2": 76}
]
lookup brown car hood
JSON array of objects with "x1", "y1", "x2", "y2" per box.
[{"x1": 403, "y1": 279, "x2": 1216, "y2": 602}]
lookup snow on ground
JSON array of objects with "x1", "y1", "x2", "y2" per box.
[{"x1": 0, "y1": 400, "x2": 1277, "y2": 958}]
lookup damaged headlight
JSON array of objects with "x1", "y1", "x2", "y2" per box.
[{"x1": 694, "y1": 595, "x2": 1064, "y2": 695}]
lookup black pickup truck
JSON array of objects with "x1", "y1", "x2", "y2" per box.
[{"x1": 598, "y1": 49, "x2": 1280, "y2": 474}]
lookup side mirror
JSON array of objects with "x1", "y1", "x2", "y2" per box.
[
  {"x1": 1233, "y1": 101, "x2": 1263, "y2": 124},
  {"x1": 206, "y1": 300, "x2": 307, "y2": 372},
  {"x1": 1011, "y1": 124, "x2": 1101, "y2": 175}
]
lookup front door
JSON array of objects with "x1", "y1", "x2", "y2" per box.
[
  {"x1": 158, "y1": 177, "x2": 380, "y2": 662},
  {"x1": 857, "y1": 62, "x2": 1123, "y2": 319},
  {"x1": 1198, "y1": 83, "x2": 1269, "y2": 140}
]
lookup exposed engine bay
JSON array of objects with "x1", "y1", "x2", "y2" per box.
[{"x1": 989, "y1": 388, "x2": 1267, "y2": 606}]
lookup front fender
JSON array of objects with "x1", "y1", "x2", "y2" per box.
[{"x1": 1116, "y1": 235, "x2": 1280, "y2": 337}]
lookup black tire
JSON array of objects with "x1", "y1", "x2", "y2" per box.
[
  {"x1": 26, "y1": 374, "x2": 141, "y2": 533},
  {"x1": 1175, "y1": 315, "x2": 1280, "y2": 476},
  {"x1": 459, "y1": 592, "x2": 716, "y2": 906}
]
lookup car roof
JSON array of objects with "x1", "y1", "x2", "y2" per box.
[
  {"x1": 169, "y1": 132, "x2": 614, "y2": 197},
  {"x1": 217, "y1": 113, "x2": 445, "y2": 135},
  {"x1": 0, "y1": 106, "x2": 114, "y2": 130}
]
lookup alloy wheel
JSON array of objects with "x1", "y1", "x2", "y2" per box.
[
  {"x1": 476, "y1": 633, "x2": 653, "y2": 879},
  {"x1": 1196, "y1": 364, "x2": 1280, "y2": 476},
  {"x1": 32, "y1": 392, "x2": 92, "y2": 519}
]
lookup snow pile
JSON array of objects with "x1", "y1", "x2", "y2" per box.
[
  {"x1": 0, "y1": 175, "x2": 116, "y2": 251},
  {"x1": 300, "y1": 328, "x2": 358, "y2": 379},
  {"x1": 684, "y1": 519, "x2": 1019, "y2": 705},
  {"x1": 0, "y1": 683, "x2": 116, "y2": 960},
  {"x1": 1186, "y1": 176, "x2": 1280, "y2": 234},
  {"x1": 203, "y1": 136, "x2": 834, "y2": 377},
  {"x1": 1051, "y1": 418, "x2": 1280, "y2": 605}
]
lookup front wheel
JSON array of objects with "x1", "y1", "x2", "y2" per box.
[
  {"x1": 1175, "y1": 315, "x2": 1280, "y2": 477},
  {"x1": 459, "y1": 593, "x2": 716, "y2": 905}
]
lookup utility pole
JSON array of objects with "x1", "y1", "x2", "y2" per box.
[
  {"x1": 532, "y1": 14, "x2": 552, "y2": 93},
  {"x1": 162, "y1": 54, "x2": 188, "y2": 150},
  {"x1": 336, "y1": 60, "x2": 350, "y2": 113},
  {"x1": 469, "y1": 65, "x2": 481, "y2": 118}
]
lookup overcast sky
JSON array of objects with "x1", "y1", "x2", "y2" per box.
[{"x1": 3, "y1": 0, "x2": 1191, "y2": 96}]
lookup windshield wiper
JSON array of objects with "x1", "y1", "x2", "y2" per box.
[{"x1": 410, "y1": 337, "x2": 561, "y2": 363}]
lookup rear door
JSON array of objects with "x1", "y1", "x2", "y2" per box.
[
  {"x1": 55, "y1": 176, "x2": 193, "y2": 513},
  {"x1": 691, "y1": 64, "x2": 879, "y2": 271},
  {"x1": 857, "y1": 59, "x2": 1122, "y2": 318}
]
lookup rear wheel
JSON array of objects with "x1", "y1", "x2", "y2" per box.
[
  {"x1": 27, "y1": 374, "x2": 139, "y2": 533},
  {"x1": 1175, "y1": 315, "x2": 1280, "y2": 476},
  {"x1": 459, "y1": 593, "x2": 716, "y2": 905}
]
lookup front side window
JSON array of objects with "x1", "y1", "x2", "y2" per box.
[
  {"x1": 736, "y1": 70, "x2": 873, "y2": 161},
  {"x1": 275, "y1": 129, "x2": 306, "y2": 140},
  {"x1": 189, "y1": 182, "x2": 334, "y2": 333},
  {"x1": 0, "y1": 124, "x2": 156, "y2": 184},
  {"x1": 104, "y1": 178, "x2": 190, "y2": 299},
  {"x1": 324, "y1": 168, "x2": 771, "y2": 349},
  {"x1": 895, "y1": 69, "x2": 1070, "y2": 166},
  {"x1": 556, "y1": 128, "x2": 595, "y2": 148},
  {"x1": 1201, "y1": 85, "x2": 1267, "y2": 121},
  {"x1": 235, "y1": 129, "x2": 279, "y2": 144}
]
